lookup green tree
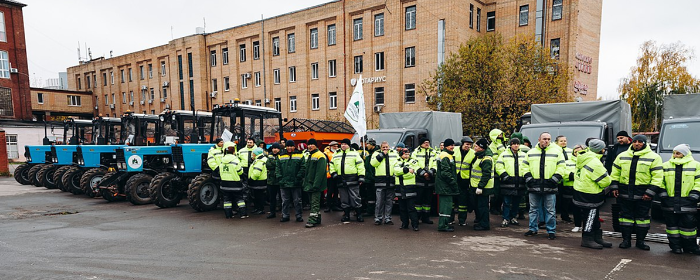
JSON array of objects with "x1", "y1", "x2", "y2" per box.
[
  {"x1": 422, "y1": 34, "x2": 570, "y2": 137},
  {"x1": 619, "y1": 41, "x2": 700, "y2": 131}
]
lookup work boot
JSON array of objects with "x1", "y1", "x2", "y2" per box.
[
  {"x1": 224, "y1": 208, "x2": 233, "y2": 219},
  {"x1": 581, "y1": 232, "x2": 603, "y2": 249},
  {"x1": 635, "y1": 228, "x2": 650, "y2": 251},
  {"x1": 594, "y1": 229, "x2": 613, "y2": 248},
  {"x1": 619, "y1": 227, "x2": 632, "y2": 249},
  {"x1": 671, "y1": 248, "x2": 684, "y2": 254},
  {"x1": 355, "y1": 209, "x2": 364, "y2": 222},
  {"x1": 421, "y1": 212, "x2": 434, "y2": 224},
  {"x1": 341, "y1": 209, "x2": 350, "y2": 223},
  {"x1": 501, "y1": 219, "x2": 509, "y2": 228}
]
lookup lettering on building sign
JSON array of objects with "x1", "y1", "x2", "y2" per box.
[
  {"x1": 575, "y1": 52, "x2": 593, "y2": 74},
  {"x1": 573, "y1": 81, "x2": 589, "y2": 95},
  {"x1": 351, "y1": 76, "x2": 387, "y2": 86}
]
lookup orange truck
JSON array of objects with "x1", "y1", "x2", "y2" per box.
[{"x1": 277, "y1": 118, "x2": 355, "y2": 150}]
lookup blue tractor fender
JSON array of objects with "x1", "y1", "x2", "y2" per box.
[
  {"x1": 172, "y1": 143, "x2": 215, "y2": 173},
  {"x1": 25, "y1": 145, "x2": 52, "y2": 164},
  {"x1": 119, "y1": 146, "x2": 173, "y2": 173},
  {"x1": 78, "y1": 145, "x2": 125, "y2": 168},
  {"x1": 51, "y1": 145, "x2": 79, "y2": 166}
]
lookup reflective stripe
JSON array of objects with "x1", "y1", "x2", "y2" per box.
[
  {"x1": 649, "y1": 166, "x2": 662, "y2": 171},
  {"x1": 253, "y1": 167, "x2": 263, "y2": 171},
  {"x1": 529, "y1": 153, "x2": 559, "y2": 158},
  {"x1": 237, "y1": 202, "x2": 246, "y2": 207},
  {"x1": 223, "y1": 202, "x2": 233, "y2": 207},
  {"x1": 573, "y1": 200, "x2": 603, "y2": 208},
  {"x1": 619, "y1": 157, "x2": 633, "y2": 161},
  {"x1": 557, "y1": 160, "x2": 565, "y2": 165},
  {"x1": 638, "y1": 158, "x2": 655, "y2": 163},
  {"x1": 439, "y1": 213, "x2": 451, "y2": 217},
  {"x1": 522, "y1": 160, "x2": 529, "y2": 165},
  {"x1": 613, "y1": 163, "x2": 621, "y2": 170},
  {"x1": 583, "y1": 165, "x2": 594, "y2": 172}
]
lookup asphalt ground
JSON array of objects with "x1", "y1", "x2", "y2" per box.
[{"x1": 1, "y1": 177, "x2": 698, "y2": 280}]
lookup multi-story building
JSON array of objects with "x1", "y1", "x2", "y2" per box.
[
  {"x1": 67, "y1": 0, "x2": 601, "y2": 127},
  {"x1": 0, "y1": 0, "x2": 30, "y2": 121}
]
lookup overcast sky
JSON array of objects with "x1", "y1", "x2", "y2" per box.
[{"x1": 20, "y1": 0, "x2": 700, "y2": 101}]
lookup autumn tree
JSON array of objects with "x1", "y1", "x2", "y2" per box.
[
  {"x1": 619, "y1": 41, "x2": 700, "y2": 131},
  {"x1": 422, "y1": 34, "x2": 570, "y2": 137}
]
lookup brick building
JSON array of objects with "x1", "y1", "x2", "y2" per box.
[
  {"x1": 66, "y1": 0, "x2": 601, "y2": 127},
  {"x1": 30, "y1": 88, "x2": 94, "y2": 121},
  {"x1": 0, "y1": 0, "x2": 30, "y2": 121}
]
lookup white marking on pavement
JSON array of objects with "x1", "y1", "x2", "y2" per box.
[
  {"x1": 369, "y1": 271, "x2": 451, "y2": 278},
  {"x1": 451, "y1": 236, "x2": 566, "y2": 254},
  {"x1": 604, "y1": 259, "x2": 632, "y2": 280}
]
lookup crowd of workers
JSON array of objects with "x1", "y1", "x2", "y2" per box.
[{"x1": 205, "y1": 129, "x2": 700, "y2": 255}]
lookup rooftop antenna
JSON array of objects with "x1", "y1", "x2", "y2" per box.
[
  {"x1": 110, "y1": 50, "x2": 113, "y2": 58},
  {"x1": 170, "y1": 26, "x2": 173, "y2": 40},
  {"x1": 88, "y1": 47, "x2": 93, "y2": 60},
  {"x1": 77, "y1": 41, "x2": 81, "y2": 62},
  {"x1": 203, "y1": 17, "x2": 206, "y2": 33}
]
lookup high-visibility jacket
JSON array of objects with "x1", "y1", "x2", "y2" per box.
[
  {"x1": 522, "y1": 143, "x2": 565, "y2": 194},
  {"x1": 329, "y1": 148, "x2": 365, "y2": 187},
  {"x1": 303, "y1": 149, "x2": 328, "y2": 192},
  {"x1": 363, "y1": 147, "x2": 379, "y2": 184},
  {"x1": 276, "y1": 150, "x2": 305, "y2": 189},
  {"x1": 573, "y1": 149, "x2": 611, "y2": 209},
  {"x1": 454, "y1": 148, "x2": 475, "y2": 180},
  {"x1": 411, "y1": 146, "x2": 438, "y2": 187},
  {"x1": 266, "y1": 153, "x2": 280, "y2": 186},
  {"x1": 435, "y1": 150, "x2": 459, "y2": 195},
  {"x1": 220, "y1": 143, "x2": 244, "y2": 190},
  {"x1": 324, "y1": 147, "x2": 335, "y2": 179},
  {"x1": 394, "y1": 157, "x2": 420, "y2": 198},
  {"x1": 207, "y1": 145, "x2": 224, "y2": 170},
  {"x1": 248, "y1": 154, "x2": 268, "y2": 189},
  {"x1": 657, "y1": 152, "x2": 700, "y2": 213},
  {"x1": 370, "y1": 149, "x2": 398, "y2": 188},
  {"x1": 470, "y1": 149, "x2": 494, "y2": 194},
  {"x1": 237, "y1": 145, "x2": 255, "y2": 169},
  {"x1": 488, "y1": 129, "x2": 506, "y2": 160},
  {"x1": 495, "y1": 147, "x2": 526, "y2": 196},
  {"x1": 561, "y1": 147, "x2": 576, "y2": 187},
  {"x1": 610, "y1": 145, "x2": 663, "y2": 200}
]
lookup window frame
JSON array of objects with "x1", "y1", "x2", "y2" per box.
[
  {"x1": 287, "y1": 33, "x2": 296, "y2": 53},
  {"x1": 405, "y1": 6, "x2": 417, "y2": 30},
  {"x1": 272, "y1": 37, "x2": 280, "y2": 56},
  {"x1": 405, "y1": 47, "x2": 416, "y2": 68},
  {"x1": 405, "y1": 83, "x2": 416, "y2": 103},
  {"x1": 486, "y1": 11, "x2": 496, "y2": 31},
  {"x1": 254, "y1": 72, "x2": 261, "y2": 87},
  {"x1": 224, "y1": 76, "x2": 230, "y2": 92},
  {"x1": 289, "y1": 96, "x2": 297, "y2": 112},
  {"x1": 328, "y1": 60, "x2": 337, "y2": 77},
  {"x1": 241, "y1": 74, "x2": 248, "y2": 89},
  {"x1": 329, "y1": 92, "x2": 338, "y2": 109},
  {"x1": 469, "y1": 4, "x2": 474, "y2": 29},
  {"x1": 274, "y1": 98, "x2": 281, "y2": 112},
  {"x1": 67, "y1": 95, "x2": 81, "y2": 106},
  {"x1": 310, "y1": 28, "x2": 319, "y2": 49},
  {"x1": 327, "y1": 24, "x2": 336, "y2": 46},
  {"x1": 311, "y1": 94, "x2": 320, "y2": 111},
  {"x1": 374, "y1": 87, "x2": 385, "y2": 106},
  {"x1": 353, "y1": 18, "x2": 363, "y2": 41},
  {"x1": 273, "y1": 68, "x2": 281, "y2": 84},
  {"x1": 375, "y1": 52, "x2": 384, "y2": 71},
  {"x1": 552, "y1": 0, "x2": 563, "y2": 21},
  {"x1": 477, "y1": 8, "x2": 482, "y2": 32},
  {"x1": 210, "y1": 50, "x2": 217, "y2": 67},
  {"x1": 288, "y1": 66, "x2": 297, "y2": 82},
  {"x1": 239, "y1": 44, "x2": 246, "y2": 62},
  {"x1": 222, "y1": 48, "x2": 229, "y2": 65},
  {"x1": 37, "y1": 92, "x2": 44, "y2": 104},
  {"x1": 354, "y1": 55, "x2": 363, "y2": 74},
  {"x1": 519, "y1": 5, "x2": 529, "y2": 26},
  {"x1": 253, "y1": 41, "x2": 260, "y2": 60},
  {"x1": 161, "y1": 61, "x2": 166, "y2": 76},
  {"x1": 374, "y1": 13, "x2": 384, "y2": 37},
  {"x1": 311, "y1": 62, "x2": 319, "y2": 80}
]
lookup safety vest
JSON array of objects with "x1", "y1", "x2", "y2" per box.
[
  {"x1": 220, "y1": 153, "x2": 243, "y2": 182},
  {"x1": 454, "y1": 148, "x2": 475, "y2": 179},
  {"x1": 370, "y1": 150, "x2": 398, "y2": 188},
  {"x1": 394, "y1": 157, "x2": 420, "y2": 197},
  {"x1": 248, "y1": 154, "x2": 268, "y2": 189},
  {"x1": 658, "y1": 153, "x2": 700, "y2": 213},
  {"x1": 329, "y1": 149, "x2": 365, "y2": 176},
  {"x1": 495, "y1": 148, "x2": 525, "y2": 195},
  {"x1": 237, "y1": 146, "x2": 255, "y2": 168},
  {"x1": 488, "y1": 128, "x2": 506, "y2": 160},
  {"x1": 561, "y1": 147, "x2": 576, "y2": 187},
  {"x1": 470, "y1": 152, "x2": 494, "y2": 190},
  {"x1": 572, "y1": 149, "x2": 611, "y2": 209},
  {"x1": 207, "y1": 146, "x2": 224, "y2": 170},
  {"x1": 522, "y1": 143, "x2": 565, "y2": 193},
  {"x1": 610, "y1": 145, "x2": 663, "y2": 200},
  {"x1": 411, "y1": 146, "x2": 438, "y2": 187}
]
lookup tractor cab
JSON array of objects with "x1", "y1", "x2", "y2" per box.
[
  {"x1": 211, "y1": 101, "x2": 283, "y2": 150},
  {"x1": 159, "y1": 109, "x2": 213, "y2": 145},
  {"x1": 120, "y1": 111, "x2": 162, "y2": 146},
  {"x1": 91, "y1": 116, "x2": 123, "y2": 145}
]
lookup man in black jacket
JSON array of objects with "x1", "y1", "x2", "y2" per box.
[{"x1": 604, "y1": 131, "x2": 631, "y2": 173}]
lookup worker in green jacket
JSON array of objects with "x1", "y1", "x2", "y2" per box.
[
  {"x1": 610, "y1": 135, "x2": 663, "y2": 250},
  {"x1": 219, "y1": 141, "x2": 245, "y2": 219},
  {"x1": 572, "y1": 139, "x2": 612, "y2": 249},
  {"x1": 303, "y1": 139, "x2": 327, "y2": 228},
  {"x1": 394, "y1": 149, "x2": 421, "y2": 231},
  {"x1": 470, "y1": 138, "x2": 494, "y2": 231},
  {"x1": 248, "y1": 147, "x2": 268, "y2": 215},
  {"x1": 329, "y1": 138, "x2": 366, "y2": 223},
  {"x1": 370, "y1": 141, "x2": 398, "y2": 225},
  {"x1": 655, "y1": 144, "x2": 700, "y2": 255},
  {"x1": 207, "y1": 138, "x2": 225, "y2": 179},
  {"x1": 266, "y1": 143, "x2": 281, "y2": 219},
  {"x1": 436, "y1": 139, "x2": 459, "y2": 232},
  {"x1": 361, "y1": 139, "x2": 379, "y2": 216},
  {"x1": 276, "y1": 140, "x2": 305, "y2": 222}
]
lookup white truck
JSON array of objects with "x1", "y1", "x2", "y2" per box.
[
  {"x1": 352, "y1": 111, "x2": 463, "y2": 149},
  {"x1": 656, "y1": 93, "x2": 700, "y2": 161}
]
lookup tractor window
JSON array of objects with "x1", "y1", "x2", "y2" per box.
[{"x1": 213, "y1": 115, "x2": 235, "y2": 143}]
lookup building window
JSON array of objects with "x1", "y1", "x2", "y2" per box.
[
  {"x1": 405, "y1": 84, "x2": 416, "y2": 103},
  {"x1": 274, "y1": 98, "x2": 281, "y2": 112},
  {"x1": 0, "y1": 12, "x2": 6, "y2": 42},
  {"x1": 130, "y1": 91, "x2": 134, "y2": 102},
  {"x1": 469, "y1": 4, "x2": 474, "y2": 29},
  {"x1": 128, "y1": 68, "x2": 133, "y2": 82},
  {"x1": 328, "y1": 60, "x2": 337, "y2": 77},
  {"x1": 141, "y1": 88, "x2": 146, "y2": 101},
  {"x1": 477, "y1": 8, "x2": 481, "y2": 32},
  {"x1": 551, "y1": 38, "x2": 560, "y2": 60},
  {"x1": 104, "y1": 94, "x2": 108, "y2": 105},
  {"x1": 375, "y1": 14, "x2": 384, "y2": 36},
  {"x1": 210, "y1": 50, "x2": 217, "y2": 67},
  {"x1": 93, "y1": 75, "x2": 96, "y2": 88},
  {"x1": 122, "y1": 92, "x2": 126, "y2": 103},
  {"x1": 86, "y1": 75, "x2": 91, "y2": 88},
  {"x1": 37, "y1": 93, "x2": 44, "y2": 104},
  {"x1": 102, "y1": 72, "x2": 107, "y2": 86},
  {"x1": 405, "y1": 6, "x2": 416, "y2": 30},
  {"x1": 273, "y1": 69, "x2": 280, "y2": 84},
  {"x1": 187, "y1": 53, "x2": 194, "y2": 78},
  {"x1": 150, "y1": 88, "x2": 155, "y2": 100},
  {"x1": 1, "y1": 52, "x2": 14, "y2": 78},
  {"x1": 552, "y1": 0, "x2": 563, "y2": 20},
  {"x1": 6, "y1": 134, "x2": 18, "y2": 159},
  {"x1": 405, "y1": 47, "x2": 416, "y2": 67},
  {"x1": 162, "y1": 87, "x2": 168, "y2": 99},
  {"x1": 67, "y1": 95, "x2": 81, "y2": 106},
  {"x1": 327, "y1": 24, "x2": 336, "y2": 46},
  {"x1": 289, "y1": 66, "x2": 297, "y2": 82},
  {"x1": 212, "y1": 78, "x2": 218, "y2": 92},
  {"x1": 486, "y1": 11, "x2": 495, "y2": 31},
  {"x1": 288, "y1": 33, "x2": 296, "y2": 53},
  {"x1": 520, "y1": 5, "x2": 529, "y2": 26},
  {"x1": 312, "y1": 94, "x2": 320, "y2": 110},
  {"x1": 161, "y1": 61, "x2": 166, "y2": 76},
  {"x1": 239, "y1": 44, "x2": 246, "y2": 62},
  {"x1": 311, "y1": 63, "x2": 319, "y2": 79},
  {"x1": 112, "y1": 93, "x2": 116, "y2": 104},
  {"x1": 272, "y1": 37, "x2": 280, "y2": 56},
  {"x1": 290, "y1": 96, "x2": 297, "y2": 112},
  {"x1": 120, "y1": 69, "x2": 125, "y2": 83},
  {"x1": 0, "y1": 87, "x2": 12, "y2": 116},
  {"x1": 140, "y1": 65, "x2": 145, "y2": 80},
  {"x1": 374, "y1": 87, "x2": 384, "y2": 105},
  {"x1": 375, "y1": 52, "x2": 384, "y2": 71},
  {"x1": 253, "y1": 41, "x2": 260, "y2": 60},
  {"x1": 222, "y1": 48, "x2": 229, "y2": 65},
  {"x1": 148, "y1": 64, "x2": 153, "y2": 78},
  {"x1": 329, "y1": 92, "x2": 337, "y2": 109},
  {"x1": 310, "y1": 28, "x2": 318, "y2": 49},
  {"x1": 255, "y1": 72, "x2": 261, "y2": 87},
  {"x1": 353, "y1": 18, "x2": 363, "y2": 40},
  {"x1": 224, "y1": 76, "x2": 230, "y2": 91},
  {"x1": 354, "y1": 55, "x2": 363, "y2": 74},
  {"x1": 110, "y1": 71, "x2": 114, "y2": 84},
  {"x1": 77, "y1": 77, "x2": 81, "y2": 89},
  {"x1": 241, "y1": 75, "x2": 248, "y2": 89}
]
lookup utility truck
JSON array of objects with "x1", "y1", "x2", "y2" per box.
[{"x1": 351, "y1": 111, "x2": 463, "y2": 149}]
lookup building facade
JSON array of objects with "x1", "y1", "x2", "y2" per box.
[
  {"x1": 30, "y1": 87, "x2": 94, "y2": 121},
  {"x1": 0, "y1": 0, "x2": 30, "y2": 121},
  {"x1": 67, "y1": 0, "x2": 601, "y2": 127}
]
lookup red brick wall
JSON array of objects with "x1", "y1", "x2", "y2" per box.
[
  {"x1": 0, "y1": 129, "x2": 8, "y2": 175},
  {"x1": 0, "y1": 3, "x2": 31, "y2": 120}
]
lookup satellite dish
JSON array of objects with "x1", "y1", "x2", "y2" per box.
[{"x1": 575, "y1": 97, "x2": 583, "y2": 102}]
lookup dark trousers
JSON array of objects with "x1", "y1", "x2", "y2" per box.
[
  {"x1": 456, "y1": 178, "x2": 471, "y2": 224},
  {"x1": 472, "y1": 193, "x2": 490, "y2": 229},
  {"x1": 572, "y1": 203, "x2": 582, "y2": 227},
  {"x1": 398, "y1": 197, "x2": 418, "y2": 228},
  {"x1": 415, "y1": 187, "x2": 433, "y2": 215},
  {"x1": 502, "y1": 195, "x2": 521, "y2": 221},
  {"x1": 490, "y1": 178, "x2": 502, "y2": 213},
  {"x1": 581, "y1": 207, "x2": 601, "y2": 233},
  {"x1": 361, "y1": 183, "x2": 376, "y2": 213},
  {"x1": 326, "y1": 177, "x2": 339, "y2": 208},
  {"x1": 617, "y1": 198, "x2": 652, "y2": 229},
  {"x1": 307, "y1": 191, "x2": 322, "y2": 224},
  {"x1": 267, "y1": 185, "x2": 280, "y2": 213},
  {"x1": 251, "y1": 188, "x2": 266, "y2": 212},
  {"x1": 280, "y1": 187, "x2": 302, "y2": 218},
  {"x1": 663, "y1": 211, "x2": 699, "y2": 251},
  {"x1": 222, "y1": 189, "x2": 247, "y2": 218}
]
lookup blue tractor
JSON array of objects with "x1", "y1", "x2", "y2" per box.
[
  {"x1": 58, "y1": 116, "x2": 124, "y2": 196},
  {"x1": 37, "y1": 118, "x2": 95, "y2": 190},
  {"x1": 161, "y1": 101, "x2": 283, "y2": 212},
  {"x1": 97, "y1": 112, "x2": 166, "y2": 204}
]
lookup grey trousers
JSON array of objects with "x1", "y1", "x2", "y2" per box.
[
  {"x1": 281, "y1": 187, "x2": 303, "y2": 218},
  {"x1": 339, "y1": 185, "x2": 362, "y2": 209},
  {"x1": 375, "y1": 187, "x2": 395, "y2": 222}
]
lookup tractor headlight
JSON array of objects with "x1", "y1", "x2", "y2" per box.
[
  {"x1": 52, "y1": 157, "x2": 58, "y2": 163},
  {"x1": 159, "y1": 116, "x2": 165, "y2": 122},
  {"x1": 163, "y1": 157, "x2": 169, "y2": 164},
  {"x1": 112, "y1": 154, "x2": 117, "y2": 159},
  {"x1": 179, "y1": 163, "x2": 185, "y2": 170}
]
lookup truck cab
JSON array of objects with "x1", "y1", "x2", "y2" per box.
[
  {"x1": 352, "y1": 128, "x2": 428, "y2": 151},
  {"x1": 519, "y1": 121, "x2": 612, "y2": 148}
]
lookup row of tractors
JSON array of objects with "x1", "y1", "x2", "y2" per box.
[{"x1": 13, "y1": 101, "x2": 284, "y2": 212}]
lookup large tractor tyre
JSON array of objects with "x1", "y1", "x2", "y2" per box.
[
  {"x1": 28, "y1": 164, "x2": 46, "y2": 187},
  {"x1": 151, "y1": 172, "x2": 181, "y2": 208},
  {"x1": 61, "y1": 166, "x2": 85, "y2": 195},
  {"x1": 37, "y1": 164, "x2": 59, "y2": 189},
  {"x1": 187, "y1": 174, "x2": 220, "y2": 212},
  {"x1": 80, "y1": 168, "x2": 108, "y2": 198},
  {"x1": 125, "y1": 173, "x2": 154, "y2": 205},
  {"x1": 99, "y1": 172, "x2": 125, "y2": 202},
  {"x1": 13, "y1": 163, "x2": 32, "y2": 185},
  {"x1": 53, "y1": 166, "x2": 72, "y2": 192}
]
